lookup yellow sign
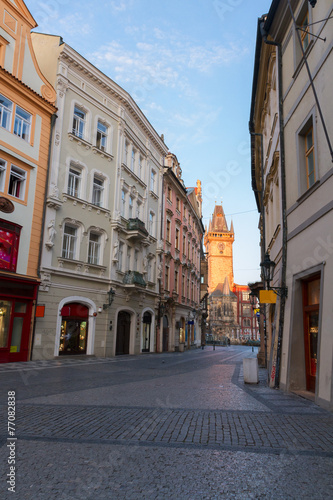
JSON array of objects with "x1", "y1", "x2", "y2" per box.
[
  {"x1": 259, "y1": 290, "x2": 277, "y2": 304},
  {"x1": 254, "y1": 308, "x2": 260, "y2": 314},
  {"x1": 10, "y1": 346, "x2": 18, "y2": 353}
]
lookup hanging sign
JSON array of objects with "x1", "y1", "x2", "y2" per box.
[{"x1": 259, "y1": 290, "x2": 277, "y2": 304}]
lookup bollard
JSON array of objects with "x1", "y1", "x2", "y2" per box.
[
  {"x1": 252, "y1": 346, "x2": 254, "y2": 352},
  {"x1": 213, "y1": 342, "x2": 215, "y2": 351}
]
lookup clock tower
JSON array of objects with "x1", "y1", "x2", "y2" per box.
[{"x1": 204, "y1": 204, "x2": 234, "y2": 293}]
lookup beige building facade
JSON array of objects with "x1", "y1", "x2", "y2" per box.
[
  {"x1": 250, "y1": 0, "x2": 333, "y2": 409},
  {"x1": 31, "y1": 34, "x2": 168, "y2": 360}
]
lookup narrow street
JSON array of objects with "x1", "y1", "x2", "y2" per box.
[{"x1": 1, "y1": 346, "x2": 332, "y2": 499}]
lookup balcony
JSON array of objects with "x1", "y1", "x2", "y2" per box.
[
  {"x1": 125, "y1": 218, "x2": 149, "y2": 242},
  {"x1": 123, "y1": 271, "x2": 147, "y2": 288}
]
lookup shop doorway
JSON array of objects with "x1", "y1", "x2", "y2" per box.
[
  {"x1": 142, "y1": 312, "x2": 152, "y2": 352},
  {"x1": 162, "y1": 315, "x2": 169, "y2": 352},
  {"x1": 0, "y1": 299, "x2": 32, "y2": 362},
  {"x1": 116, "y1": 311, "x2": 131, "y2": 355},
  {"x1": 59, "y1": 303, "x2": 89, "y2": 355},
  {"x1": 302, "y1": 275, "x2": 320, "y2": 392}
]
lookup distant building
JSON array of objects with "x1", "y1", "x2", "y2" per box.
[
  {"x1": 160, "y1": 153, "x2": 204, "y2": 351},
  {"x1": 0, "y1": 0, "x2": 56, "y2": 363},
  {"x1": 204, "y1": 205, "x2": 259, "y2": 342}
]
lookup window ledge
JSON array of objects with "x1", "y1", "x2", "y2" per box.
[
  {"x1": 92, "y1": 147, "x2": 113, "y2": 162},
  {"x1": 62, "y1": 193, "x2": 110, "y2": 214},
  {"x1": 296, "y1": 180, "x2": 320, "y2": 205},
  {"x1": 68, "y1": 132, "x2": 92, "y2": 149},
  {"x1": 149, "y1": 190, "x2": 159, "y2": 200}
]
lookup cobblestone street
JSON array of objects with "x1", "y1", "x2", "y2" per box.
[{"x1": 1, "y1": 346, "x2": 333, "y2": 499}]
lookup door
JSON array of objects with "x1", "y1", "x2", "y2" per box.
[
  {"x1": 59, "y1": 303, "x2": 89, "y2": 355},
  {"x1": 116, "y1": 311, "x2": 131, "y2": 355},
  {"x1": 142, "y1": 312, "x2": 152, "y2": 352},
  {"x1": 162, "y1": 315, "x2": 169, "y2": 352},
  {"x1": 0, "y1": 300, "x2": 32, "y2": 362},
  {"x1": 302, "y1": 276, "x2": 320, "y2": 392}
]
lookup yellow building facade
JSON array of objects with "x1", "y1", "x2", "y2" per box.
[{"x1": 0, "y1": 0, "x2": 56, "y2": 362}]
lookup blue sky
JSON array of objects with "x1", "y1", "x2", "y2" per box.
[{"x1": 27, "y1": 0, "x2": 272, "y2": 285}]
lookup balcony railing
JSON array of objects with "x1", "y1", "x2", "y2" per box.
[
  {"x1": 125, "y1": 218, "x2": 149, "y2": 241},
  {"x1": 123, "y1": 270, "x2": 147, "y2": 287}
]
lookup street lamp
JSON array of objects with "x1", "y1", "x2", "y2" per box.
[
  {"x1": 103, "y1": 288, "x2": 115, "y2": 310},
  {"x1": 260, "y1": 252, "x2": 288, "y2": 298}
]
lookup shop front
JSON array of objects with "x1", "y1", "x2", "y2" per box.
[
  {"x1": 59, "y1": 303, "x2": 89, "y2": 355},
  {"x1": 0, "y1": 276, "x2": 38, "y2": 363}
]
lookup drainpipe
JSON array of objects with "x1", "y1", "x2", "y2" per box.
[
  {"x1": 30, "y1": 112, "x2": 57, "y2": 360},
  {"x1": 260, "y1": 23, "x2": 288, "y2": 389}
]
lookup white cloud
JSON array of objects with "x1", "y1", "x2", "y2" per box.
[{"x1": 89, "y1": 27, "x2": 247, "y2": 96}]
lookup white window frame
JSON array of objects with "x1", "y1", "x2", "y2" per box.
[
  {"x1": 14, "y1": 105, "x2": 31, "y2": 142},
  {"x1": 121, "y1": 189, "x2": 126, "y2": 217},
  {"x1": 8, "y1": 165, "x2": 26, "y2": 200},
  {"x1": 67, "y1": 164, "x2": 82, "y2": 198},
  {"x1": 62, "y1": 223, "x2": 77, "y2": 260},
  {"x1": 149, "y1": 211, "x2": 155, "y2": 237},
  {"x1": 72, "y1": 105, "x2": 86, "y2": 139},
  {"x1": 88, "y1": 231, "x2": 101, "y2": 265},
  {"x1": 118, "y1": 241, "x2": 124, "y2": 272},
  {"x1": 150, "y1": 169, "x2": 156, "y2": 192},
  {"x1": 131, "y1": 149, "x2": 135, "y2": 172},
  {"x1": 0, "y1": 159, "x2": 7, "y2": 192},
  {"x1": 0, "y1": 94, "x2": 12, "y2": 131},
  {"x1": 128, "y1": 196, "x2": 133, "y2": 219},
  {"x1": 96, "y1": 120, "x2": 108, "y2": 152},
  {"x1": 92, "y1": 175, "x2": 104, "y2": 207}
]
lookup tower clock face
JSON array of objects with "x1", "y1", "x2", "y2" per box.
[{"x1": 218, "y1": 242, "x2": 225, "y2": 253}]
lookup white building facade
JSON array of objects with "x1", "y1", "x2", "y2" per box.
[{"x1": 32, "y1": 34, "x2": 168, "y2": 359}]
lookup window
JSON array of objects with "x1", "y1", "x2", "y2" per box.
[
  {"x1": 121, "y1": 190, "x2": 126, "y2": 217},
  {"x1": 167, "y1": 186, "x2": 172, "y2": 201},
  {"x1": 118, "y1": 242, "x2": 124, "y2": 271},
  {"x1": 182, "y1": 274, "x2": 185, "y2": 297},
  {"x1": 8, "y1": 166, "x2": 26, "y2": 200},
  {"x1": 138, "y1": 156, "x2": 143, "y2": 178},
  {"x1": 129, "y1": 197, "x2": 133, "y2": 219},
  {"x1": 243, "y1": 305, "x2": 251, "y2": 317},
  {"x1": 176, "y1": 197, "x2": 180, "y2": 211},
  {"x1": 62, "y1": 224, "x2": 77, "y2": 260},
  {"x1": 0, "y1": 94, "x2": 12, "y2": 131},
  {"x1": 134, "y1": 249, "x2": 139, "y2": 271},
  {"x1": 175, "y1": 270, "x2": 178, "y2": 293},
  {"x1": 297, "y1": 114, "x2": 317, "y2": 194},
  {"x1": 0, "y1": 219, "x2": 21, "y2": 271},
  {"x1": 183, "y1": 205, "x2": 186, "y2": 218},
  {"x1": 124, "y1": 141, "x2": 129, "y2": 165},
  {"x1": 243, "y1": 292, "x2": 250, "y2": 301},
  {"x1": 188, "y1": 241, "x2": 190, "y2": 258},
  {"x1": 67, "y1": 166, "x2": 81, "y2": 198},
  {"x1": 149, "y1": 212, "x2": 155, "y2": 236},
  {"x1": 166, "y1": 220, "x2": 171, "y2": 242},
  {"x1": 300, "y1": 10, "x2": 310, "y2": 52},
  {"x1": 175, "y1": 228, "x2": 180, "y2": 250},
  {"x1": 14, "y1": 106, "x2": 31, "y2": 142},
  {"x1": 165, "y1": 266, "x2": 170, "y2": 291},
  {"x1": 88, "y1": 232, "x2": 100, "y2": 265},
  {"x1": 0, "y1": 159, "x2": 6, "y2": 192},
  {"x1": 72, "y1": 106, "x2": 85, "y2": 139},
  {"x1": 183, "y1": 235, "x2": 186, "y2": 255},
  {"x1": 131, "y1": 149, "x2": 135, "y2": 172},
  {"x1": 96, "y1": 121, "x2": 107, "y2": 151},
  {"x1": 127, "y1": 246, "x2": 131, "y2": 270},
  {"x1": 92, "y1": 175, "x2": 104, "y2": 207},
  {"x1": 305, "y1": 126, "x2": 315, "y2": 189},
  {"x1": 150, "y1": 169, "x2": 156, "y2": 192}
]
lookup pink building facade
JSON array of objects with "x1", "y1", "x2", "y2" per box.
[{"x1": 158, "y1": 153, "x2": 204, "y2": 352}]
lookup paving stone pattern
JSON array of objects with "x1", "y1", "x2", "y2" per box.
[{"x1": 0, "y1": 347, "x2": 332, "y2": 499}]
